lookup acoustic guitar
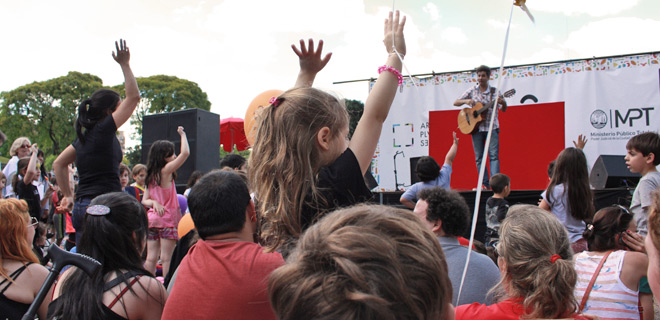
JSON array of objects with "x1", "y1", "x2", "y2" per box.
[{"x1": 457, "y1": 89, "x2": 516, "y2": 134}]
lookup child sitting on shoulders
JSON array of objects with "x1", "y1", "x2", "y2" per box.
[
  {"x1": 249, "y1": 11, "x2": 407, "y2": 256},
  {"x1": 484, "y1": 173, "x2": 510, "y2": 247}
]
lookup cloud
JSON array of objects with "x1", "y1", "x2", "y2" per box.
[
  {"x1": 423, "y1": 3, "x2": 440, "y2": 21},
  {"x1": 440, "y1": 27, "x2": 467, "y2": 45},
  {"x1": 564, "y1": 17, "x2": 660, "y2": 57},
  {"x1": 486, "y1": 19, "x2": 518, "y2": 30},
  {"x1": 527, "y1": 0, "x2": 639, "y2": 17}
]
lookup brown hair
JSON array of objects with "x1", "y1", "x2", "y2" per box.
[
  {"x1": 648, "y1": 188, "x2": 660, "y2": 251},
  {"x1": 546, "y1": 147, "x2": 594, "y2": 221},
  {"x1": 583, "y1": 205, "x2": 633, "y2": 252},
  {"x1": 268, "y1": 204, "x2": 452, "y2": 320},
  {"x1": 131, "y1": 163, "x2": 146, "y2": 177},
  {"x1": 248, "y1": 87, "x2": 349, "y2": 252},
  {"x1": 626, "y1": 132, "x2": 660, "y2": 165},
  {"x1": 495, "y1": 204, "x2": 577, "y2": 319},
  {"x1": 0, "y1": 198, "x2": 39, "y2": 281}
]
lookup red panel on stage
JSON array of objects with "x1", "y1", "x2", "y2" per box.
[{"x1": 429, "y1": 102, "x2": 565, "y2": 190}]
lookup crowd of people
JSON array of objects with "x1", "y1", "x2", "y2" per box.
[{"x1": 1, "y1": 9, "x2": 660, "y2": 320}]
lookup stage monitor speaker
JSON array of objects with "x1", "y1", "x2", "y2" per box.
[
  {"x1": 142, "y1": 109, "x2": 220, "y2": 189},
  {"x1": 410, "y1": 157, "x2": 422, "y2": 184},
  {"x1": 589, "y1": 155, "x2": 640, "y2": 189}
]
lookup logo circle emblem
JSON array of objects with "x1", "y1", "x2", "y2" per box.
[{"x1": 590, "y1": 110, "x2": 607, "y2": 129}]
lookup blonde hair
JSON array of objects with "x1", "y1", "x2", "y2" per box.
[
  {"x1": 9, "y1": 137, "x2": 30, "y2": 157},
  {"x1": 0, "y1": 198, "x2": 39, "y2": 281},
  {"x1": 495, "y1": 204, "x2": 577, "y2": 319},
  {"x1": 268, "y1": 204, "x2": 452, "y2": 320},
  {"x1": 648, "y1": 188, "x2": 660, "y2": 251},
  {"x1": 248, "y1": 87, "x2": 349, "y2": 252}
]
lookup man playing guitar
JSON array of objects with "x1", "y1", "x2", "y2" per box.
[{"x1": 453, "y1": 65, "x2": 507, "y2": 189}]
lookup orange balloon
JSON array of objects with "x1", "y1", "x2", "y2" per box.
[
  {"x1": 177, "y1": 213, "x2": 195, "y2": 239},
  {"x1": 244, "y1": 89, "x2": 284, "y2": 146}
]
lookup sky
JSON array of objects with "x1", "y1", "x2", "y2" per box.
[{"x1": 1, "y1": 0, "x2": 659, "y2": 146}]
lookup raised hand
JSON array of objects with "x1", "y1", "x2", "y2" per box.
[
  {"x1": 384, "y1": 10, "x2": 406, "y2": 57},
  {"x1": 292, "y1": 39, "x2": 332, "y2": 77},
  {"x1": 573, "y1": 134, "x2": 587, "y2": 149},
  {"x1": 452, "y1": 131, "x2": 459, "y2": 145},
  {"x1": 177, "y1": 126, "x2": 185, "y2": 136},
  {"x1": 112, "y1": 39, "x2": 130, "y2": 66}
]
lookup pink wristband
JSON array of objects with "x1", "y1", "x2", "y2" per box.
[{"x1": 378, "y1": 65, "x2": 403, "y2": 85}]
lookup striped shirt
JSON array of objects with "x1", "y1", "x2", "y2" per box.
[{"x1": 574, "y1": 250, "x2": 640, "y2": 320}]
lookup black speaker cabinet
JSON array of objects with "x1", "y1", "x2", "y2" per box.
[
  {"x1": 410, "y1": 156, "x2": 422, "y2": 184},
  {"x1": 589, "y1": 155, "x2": 640, "y2": 189},
  {"x1": 142, "y1": 109, "x2": 220, "y2": 189}
]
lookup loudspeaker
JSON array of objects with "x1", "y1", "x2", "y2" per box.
[
  {"x1": 410, "y1": 157, "x2": 422, "y2": 184},
  {"x1": 589, "y1": 155, "x2": 640, "y2": 189},
  {"x1": 142, "y1": 109, "x2": 220, "y2": 190}
]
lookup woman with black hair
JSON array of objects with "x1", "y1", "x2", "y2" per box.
[
  {"x1": 53, "y1": 39, "x2": 140, "y2": 245},
  {"x1": 48, "y1": 192, "x2": 167, "y2": 319}
]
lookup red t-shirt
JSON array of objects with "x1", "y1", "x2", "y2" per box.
[
  {"x1": 162, "y1": 240, "x2": 284, "y2": 320},
  {"x1": 455, "y1": 298, "x2": 589, "y2": 320}
]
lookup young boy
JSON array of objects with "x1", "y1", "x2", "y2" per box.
[
  {"x1": 125, "y1": 164, "x2": 146, "y2": 202},
  {"x1": 625, "y1": 132, "x2": 660, "y2": 237},
  {"x1": 484, "y1": 173, "x2": 511, "y2": 246}
]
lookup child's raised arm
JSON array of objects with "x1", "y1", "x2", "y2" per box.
[
  {"x1": 292, "y1": 39, "x2": 332, "y2": 88},
  {"x1": 162, "y1": 126, "x2": 190, "y2": 175},
  {"x1": 349, "y1": 10, "x2": 406, "y2": 175},
  {"x1": 444, "y1": 132, "x2": 459, "y2": 166},
  {"x1": 111, "y1": 39, "x2": 141, "y2": 129},
  {"x1": 23, "y1": 144, "x2": 39, "y2": 184}
]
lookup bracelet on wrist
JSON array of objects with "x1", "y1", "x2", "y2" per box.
[{"x1": 378, "y1": 65, "x2": 403, "y2": 85}]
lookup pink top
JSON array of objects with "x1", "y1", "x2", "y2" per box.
[{"x1": 147, "y1": 182, "x2": 181, "y2": 229}]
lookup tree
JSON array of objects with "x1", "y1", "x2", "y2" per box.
[
  {"x1": 112, "y1": 75, "x2": 211, "y2": 139},
  {"x1": 345, "y1": 99, "x2": 364, "y2": 139},
  {"x1": 0, "y1": 72, "x2": 104, "y2": 156}
]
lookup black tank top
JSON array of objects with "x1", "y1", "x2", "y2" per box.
[
  {"x1": 0, "y1": 263, "x2": 32, "y2": 320},
  {"x1": 47, "y1": 270, "x2": 147, "y2": 320}
]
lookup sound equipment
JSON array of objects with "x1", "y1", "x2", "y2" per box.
[
  {"x1": 589, "y1": 155, "x2": 640, "y2": 189},
  {"x1": 457, "y1": 89, "x2": 516, "y2": 134},
  {"x1": 142, "y1": 109, "x2": 220, "y2": 190},
  {"x1": 410, "y1": 156, "x2": 422, "y2": 184}
]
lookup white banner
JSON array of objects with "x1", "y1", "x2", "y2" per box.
[{"x1": 371, "y1": 53, "x2": 660, "y2": 192}]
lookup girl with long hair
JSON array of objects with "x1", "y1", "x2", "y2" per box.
[
  {"x1": 540, "y1": 147, "x2": 595, "y2": 253},
  {"x1": 456, "y1": 205, "x2": 590, "y2": 319},
  {"x1": 249, "y1": 11, "x2": 406, "y2": 255},
  {"x1": 53, "y1": 39, "x2": 140, "y2": 245},
  {"x1": 48, "y1": 192, "x2": 167, "y2": 319},
  {"x1": 142, "y1": 127, "x2": 189, "y2": 276},
  {"x1": 0, "y1": 198, "x2": 50, "y2": 319}
]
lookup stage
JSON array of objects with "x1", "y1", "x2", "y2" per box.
[{"x1": 373, "y1": 187, "x2": 633, "y2": 243}]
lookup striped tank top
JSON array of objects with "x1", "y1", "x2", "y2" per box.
[{"x1": 574, "y1": 250, "x2": 640, "y2": 320}]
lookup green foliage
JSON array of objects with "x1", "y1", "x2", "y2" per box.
[
  {"x1": 112, "y1": 75, "x2": 212, "y2": 139},
  {"x1": 124, "y1": 145, "x2": 143, "y2": 169},
  {"x1": 44, "y1": 154, "x2": 57, "y2": 172},
  {"x1": 345, "y1": 99, "x2": 364, "y2": 139},
  {"x1": 0, "y1": 72, "x2": 104, "y2": 156}
]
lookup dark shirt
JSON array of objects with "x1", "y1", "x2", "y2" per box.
[
  {"x1": 15, "y1": 179, "x2": 41, "y2": 219},
  {"x1": 73, "y1": 115, "x2": 122, "y2": 199},
  {"x1": 300, "y1": 148, "x2": 373, "y2": 229},
  {"x1": 0, "y1": 264, "x2": 32, "y2": 320},
  {"x1": 485, "y1": 197, "x2": 509, "y2": 238}
]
